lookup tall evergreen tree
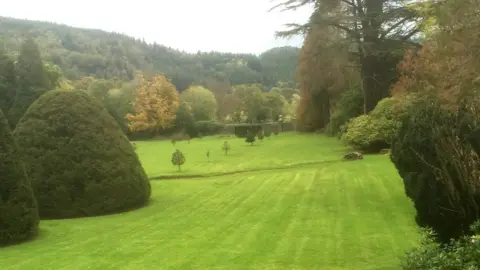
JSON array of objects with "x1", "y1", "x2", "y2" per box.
[
  {"x1": 7, "y1": 37, "x2": 51, "y2": 128},
  {"x1": 0, "y1": 46, "x2": 16, "y2": 114}
]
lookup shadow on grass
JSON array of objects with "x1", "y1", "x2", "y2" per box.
[{"x1": 149, "y1": 158, "x2": 350, "y2": 181}]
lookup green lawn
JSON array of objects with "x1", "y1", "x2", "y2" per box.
[
  {"x1": 0, "y1": 133, "x2": 419, "y2": 269},
  {"x1": 138, "y1": 133, "x2": 349, "y2": 178}
]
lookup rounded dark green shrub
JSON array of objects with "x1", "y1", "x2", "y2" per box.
[
  {"x1": 391, "y1": 100, "x2": 480, "y2": 243},
  {"x1": 13, "y1": 90, "x2": 151, "y2": 219},
  {"x1": 0, "y1": 108, "x2": 39, "y2": 245}
]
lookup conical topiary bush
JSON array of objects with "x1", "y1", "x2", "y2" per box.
[
  {"x1": 0, "y1": 108, "x2": 39, "y2": 245},
  {"x1": 13, "y1": 90, "x2": 151, "y2": 219}
]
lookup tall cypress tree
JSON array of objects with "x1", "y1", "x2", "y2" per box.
[
  {"x1": 0, "y1": 45, "x2": 16, "y2": 114},
  {"x1": 7, "y1": 37, "x2": 51, "y2": 128}
]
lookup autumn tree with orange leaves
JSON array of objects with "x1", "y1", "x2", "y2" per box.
[
  {"x1": 392, "y1": 0, "x2": 480, "y2": 111},
  {"x1": 126, "y1": 73, "x2": 179, "y2": 134},
  {"x1": 295, "y1": 22, "x2": 355, "y2": 132}
]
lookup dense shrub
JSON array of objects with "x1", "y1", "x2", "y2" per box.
[
  {"x1": 0, "y1": 109, "x2": 39, "y2": 245},
  {"x1": 325, "y1": 84, "x2": 364, "y2": 136},
  {"x1": 13, "y1": 90, "x2": 151, "y2": 219},
  {"x1": 195, "y1": 121, "x2": 224, "y2": 136},
  {"x1": 401, "y1": 222, "x2": 480, "y2": 270},
  {"x1": 341, "y1": 98, "x2": 403, "y2": 152},
  {"x1": 340, "y1": 114, "x2": 398, "y2": 152},
  {"x1": 175, "y1": 101, "x2": 197, "y2": 137},
  {"x1": 391, "y1": 100, "x2": 480, "y2": 243}
]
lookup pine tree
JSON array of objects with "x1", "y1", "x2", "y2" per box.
[
  {"x1": 0, "y1": 46, "x2": 16, "y2": 114},
  {"x1": 8, "y1": 37, "x2": 51, "y2": 128}
]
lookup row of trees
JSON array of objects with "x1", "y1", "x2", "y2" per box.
[
  {"x1": 0, "y1": 36, "x2": 298, "y2": 140},
  {"x1": 125, "y1": 73, "x2": 298, "y2": 136}
]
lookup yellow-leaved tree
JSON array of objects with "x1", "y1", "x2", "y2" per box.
[{"x1": 126, "y1": 73, "x2": 179, "y2": 134}]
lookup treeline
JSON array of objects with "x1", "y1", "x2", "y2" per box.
[
  {"x1": 0, "y1": 16, "x2": 299, "y2": 90},
  {"x1": 0, "y1": 36, "x2": 298, "y2": 140}
]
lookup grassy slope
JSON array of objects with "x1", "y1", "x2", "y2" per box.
[
  {"x1": 0, "y1": 134, "x2": 419, "y2": 269},
  {"x1": 137, "y1": 133, "x2": 349, "y2": 178}
]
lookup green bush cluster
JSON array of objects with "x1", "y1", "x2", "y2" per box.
[
  {"x1": 0, "y1": 108, "x2": 39, "y2": 245},
  {"x1": 341, "y1": 97, "x2": 402, "y2": 152},
  {"x1": 401, "y1": 222, "x2": 480, "y2": 270},
  {"x1": 391, "y1": 100, "x2": 480, "y2": 243},
  {"x1": 325, "y1": 84, "x2": 364, "y2": 136},
  {"x1": 13, "y1": 90, "x2": 151, "y2": 219}
]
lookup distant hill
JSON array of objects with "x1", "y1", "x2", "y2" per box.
[{"x1": 0, "y1": 16, "x2": 300, "y2": 89}]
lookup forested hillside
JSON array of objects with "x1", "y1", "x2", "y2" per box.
[{"x1": 0, "y1": 16, "x2": 299, "y2": 90}]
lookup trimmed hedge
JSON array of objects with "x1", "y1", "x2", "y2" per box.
[
  {"x1": 0, "y1": 108, "x2": 39, "y2": 245},
  {"x1": 195, "y1": 121, "x2": 224, "y2": 136},
  {"x1": 13, "y1": 90, "x2": 151, "y2": 219},
  {"x1": 232, "y1": 123, "x2": 281, "y2": 138}
]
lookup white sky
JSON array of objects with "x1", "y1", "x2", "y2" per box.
[{"x1": 0, "y1": 0, "x2": 313, "y2": 54}]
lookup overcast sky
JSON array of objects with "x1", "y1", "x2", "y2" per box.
[{"x1": 1, "y1": 0, "x2": 313, "y2": 54}]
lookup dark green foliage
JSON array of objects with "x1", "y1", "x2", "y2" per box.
[
  {"x1": 8, "y1": 37, "x2": 51, "y2": 128},
  {"x1": 171, "y1": 149, "x2": 185, "y2": 171},
  {"x1": 195, "y1": 121, "x2": 224, "y2": 136},
  {"x1": 233, "y1": 124, "x2": 262, "y2": 138},
  {"x1": 222, "y1": 141, "x2": 230, "y2": 155},
  {"x1": 391, "y1": 101, "x2": 480, "y2": 243},
  {"x1": 245, "y1": 131, "x2": 256, "y2": 145},
  {"x1": 175, "y1": 102, "x2": 197, "y2": 137},
  {"x1": 401, "y1": 222, "x2": 480, "y2": 270},
  {"x1": 0, "y1": 47, "x2": 16, "y2": 113},
  {"x1": 325, "y1": 84, "x2": 364, "y2": 136},
  {"x1": 13, "y1": 90, "x2": 151, "y2": 219},
  {"x1": 0, "y1": 108, "x2": 39, "y2": 245},
  {"x1": 259, "y1": 47, "x2": 300, "y2": 88}
]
